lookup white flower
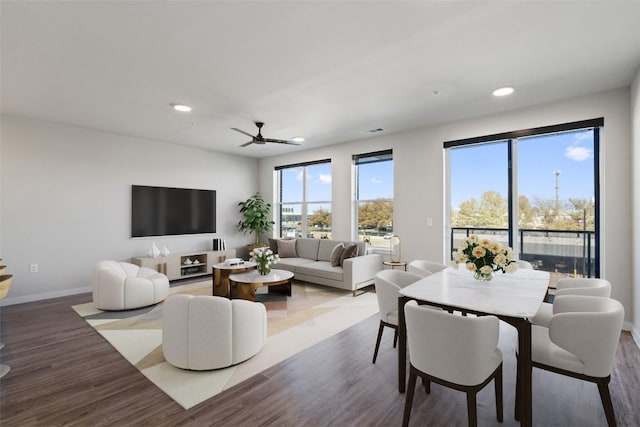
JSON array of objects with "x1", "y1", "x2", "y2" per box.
[
  {"x1": 480, "y1": 265, "x2": 493, "y2": 275},
  {"x1": 449, "y1": 260, "x2": 459, "y2": 269},
  {"x1": 466, "y1": 262, "x2": 477, "y2": 271}
]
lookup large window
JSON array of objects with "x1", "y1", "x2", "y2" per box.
[
  {"x1": 353, "y1": 150, "x2": 393, "y2": 247},
  {"x1": 276, "y1": 160, "x2": 332, "y2": 239},
  {"x1": 446, "y1": 119, "x2": 601, "y2": 278}
]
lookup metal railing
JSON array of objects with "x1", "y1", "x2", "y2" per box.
[{"x1": 450, "y1": 227, "x2": 596, "y2": 277}]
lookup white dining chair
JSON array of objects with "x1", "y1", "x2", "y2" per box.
[
  {"x1": 529, "y1": 277, "x2": 611, "y2": 328},
  {"x1": 403, "y1": 301, "x2": 503, "y2": 427},
  {"x1": 516, "y1": 295, "x2": 624, "y2": 427},
  {"x1": 516, "y1": 259, "x2": 534, "y2": 269},
  {"x1": 372, "y1": 269, "x2": 423, "y2": 363},
  {"x1": 407, "y1": 260, "x2": 447, "y2": 278}
]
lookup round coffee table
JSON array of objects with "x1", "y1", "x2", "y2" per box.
[
  {"x1": 212, "y1": 261, "x2": 257, "y2": 298},
  {"x1": 228, "y1": 269, "x2": 294, "y2": 301}
]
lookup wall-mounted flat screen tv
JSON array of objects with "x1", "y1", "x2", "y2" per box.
[{"x1": 132, "y1": 185, "x2": 216, "y2": 238}]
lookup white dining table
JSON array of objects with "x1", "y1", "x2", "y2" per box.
[{"x1": 398, "y1": 267, "x2": 550, "y2": 427}]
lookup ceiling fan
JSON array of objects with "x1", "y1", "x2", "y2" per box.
[{"x1": 231, "y1": 122, "x2": 301, "y2": 147}]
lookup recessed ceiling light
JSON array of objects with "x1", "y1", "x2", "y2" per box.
[
  {"x1": 171, "y1": 103, "x2": 192, "y2": 112},
  {"x1": 492, "y1": 87, "x2": 514, "y2": 97},
  {"x1": 292, "y1": 136, "x2": 305, "y2": 143}
]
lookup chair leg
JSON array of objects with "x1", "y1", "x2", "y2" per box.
[
  {"x1": 372, "y1": 321, "x2": 385, "y2": 364},
  {"x1": 596, "y1": 377, "x2": 617, "y2": 427},
  {"x1": 402, "y1": 367, "x2": 418, "y2": 427},
  {"x1": 495, "y1": 364, "x2": 503, "y2": 422},
  {"x1": 393, "y1": 327, "x2": 398, "y2": 348},
  {"x1": 421, "y1": 376, "x2": 431, "y2": 394},
  {"x1": 466, "y1": 391, "x2": 478, "y2": 427},
  {"x1": 514, "y1": 357, "x2": 521, "y2": 421}
]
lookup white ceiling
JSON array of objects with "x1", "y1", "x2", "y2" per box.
[{"x1": 2, "y1": 1, "x2": 640, "y2": 158}]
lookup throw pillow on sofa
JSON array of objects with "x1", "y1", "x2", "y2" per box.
[
  {"x1": 340, "y1": 243, "x2": 358, "y2": 266},
  {"x1": 277, "y1": 239, "x2": 298, "y2": 258},
  {"x1": 330, "y1": 243, "x2": 345, "y2": 267}
]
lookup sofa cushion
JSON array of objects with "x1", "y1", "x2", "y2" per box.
[
  {"x1": 275, "y1": 257, "x2": 316, "y2": 270},
  {"x1": 330, "y1": 243, "x2": 345, "y2": 267},
  {"x1": 318, "y1": 239, "x2": 338, "y2": 261},
  {"x1": 296, "y1": 238, "x2": 321, "y2": 260},
  {"x1": 340, "y1": 243, "x2": 358, "y2": 266},
  {"x1": 277, "y1": 239, "x2": 298, "y2": 258},
  {"x1": 296, "y1": 261, "x2": 344, "y2": 282}
]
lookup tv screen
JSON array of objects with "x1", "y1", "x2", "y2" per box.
[{"x1": 132, "y1": 185, "x2": 216, "y2": 238}]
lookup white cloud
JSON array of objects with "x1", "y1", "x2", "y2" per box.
[
  {"x1": 318, "y1": 174, "x2": 332, "y2": 184},
  {"x1": 370, "y1": 177, "x2": 382, "y2": 184},
  {"x1": 296, "y1": 171, "x2": 303, "y2": 181},
  {"x1": 565, "y1": 145, "x2": 591, "y2": 161}
]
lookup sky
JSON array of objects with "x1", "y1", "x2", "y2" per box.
[{"x1": 450, "y1": 129, "x2": 595, "y2": 208}]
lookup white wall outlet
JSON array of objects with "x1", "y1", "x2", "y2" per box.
[
  {"x1": 427, "y1": 218, "x2": 433, "y2": 227},
  {"x1": 30, "y1": 263, "x2": 39, "y2": 273}
]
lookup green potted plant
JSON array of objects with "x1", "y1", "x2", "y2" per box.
[{"x1": 237, "y1": 192, "x2": 275, "y2": 249}]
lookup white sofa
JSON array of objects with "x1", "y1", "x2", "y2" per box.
[
  {"x1": 162, "y1": 295, "x2": 267, "y2": 370},
  {"x1": 93, "y1": 260, "x2": 169, "y2": 310},
  {"x1": 270, "y1": 238, "x2": 383, "y2": 295}
]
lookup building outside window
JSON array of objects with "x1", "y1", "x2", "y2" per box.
[
  {"x1": 276, "y1": 160, "x2": 332, "y2": 239},
  {"x1": 353, "y1": 150, "x2": 393, "y2": 247}
]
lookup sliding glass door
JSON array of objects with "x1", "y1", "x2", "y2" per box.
[{"x1": 447, "y1": 120, "x2": 600, "y2": 278}]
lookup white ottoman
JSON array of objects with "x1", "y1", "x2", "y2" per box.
[
  {"x1": 93, "y1": 261, "x2": 169, "y2": 310},
  {"x1": 162, "y1": 295, "x2": 267, "y2": 370}
]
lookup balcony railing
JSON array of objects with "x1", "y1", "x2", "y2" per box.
[{"x1": 450, "y1": 227, "x2": 596, "y2": 277}]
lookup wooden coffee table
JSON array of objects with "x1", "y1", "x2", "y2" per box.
[
  {"x1": 212, "y1": 261, "x2": 257, "y2": 298},
  {"x1": 228, "y1": 269, "x2": 294, "y2": 301}
]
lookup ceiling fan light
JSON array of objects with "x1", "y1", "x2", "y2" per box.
[
  {"x1": 492, "y1": 87, "x2": 514, "y2": 97},
  {"x1": 171, "y1": 103, "x2": 192, "y2": 112},
  {"x1": 292, "y1": 136, "x2": 305, "y2": 143}
]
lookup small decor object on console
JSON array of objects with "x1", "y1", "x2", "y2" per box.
[
  {"x1": 149, "y1": 242, "x2": 161, "y2": 258},
  {"x1": 450, "y1": 234, "x2": 518, "y2": 281},
  {"x1": 162, "y1": 245, "x2": 171, "y2": 257},
  {"x1": 249, "y1": 247, "x2": 279, "y2": 276}
]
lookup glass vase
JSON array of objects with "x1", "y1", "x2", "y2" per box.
[
  {"x1": 258, "y1": 264, "x2": 271, "y2": 276},
  {"x1": 474, "y1": 270, "x2": 493, "y2": 281}
]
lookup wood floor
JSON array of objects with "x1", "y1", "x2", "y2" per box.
[{"x1": 1, "y1": 290, "x2": 639, "y2": 426}]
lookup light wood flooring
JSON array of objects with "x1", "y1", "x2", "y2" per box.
[{"x1": 1, "y1": 287, "x2": 639, "y2": 426}]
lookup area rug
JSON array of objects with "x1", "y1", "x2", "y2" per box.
[{"x1": 72, "y1": 280, "x2": 378, "y2": 410}]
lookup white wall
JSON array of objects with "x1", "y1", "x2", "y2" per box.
[
  {"x1": 259, "y1": 88, "x2": 634, "y2": 322},
  {"x1": 631, "y1": 67, "x2": 640, "y2": 342},
  {"x1": 0, "y1": 115, "x2": 258, "y2": 304}
]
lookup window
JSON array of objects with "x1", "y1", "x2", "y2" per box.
[
  {"x1": 446, "y1": 119, "x2": 601, "y2": 277},
  {"x1": 353, "y1": 150, "x2": 393, "y2": 247},
  {"x1": 276, "y1": 160, "x2": 332, "y2": 239}
]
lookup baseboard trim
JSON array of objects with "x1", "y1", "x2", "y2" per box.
[
  {"x1": 630, "y1": 324, "x2": 640, "y2": 349},
  {"x1": 0, "y1": 286, "x2": 92, "y2": 306}
]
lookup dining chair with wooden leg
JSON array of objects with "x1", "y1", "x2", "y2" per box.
[
  {"x1": 516, "y1": 295, "x2": 624, "y2": 427},
  {"x1": 372, "y1": 270, "x2": 422, "y2": 364},
  {"x1": 403, "y1": 301, "x2": 503, "y2": 427}
]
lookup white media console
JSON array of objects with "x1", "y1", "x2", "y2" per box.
[{"x1": 132, "y1": 249, "x2": 236, "y2": 281}]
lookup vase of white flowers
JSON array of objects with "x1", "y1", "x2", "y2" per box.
[
  {"x1": 450, "y1": 234, "x2": 518, "y2": 281},
  {"x1": 250, "y1": 247, "x2": 279, "y2": 276}
]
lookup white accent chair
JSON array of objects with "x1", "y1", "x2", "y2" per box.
[
  {"x1": 516, "y1": 295, "x2": 624, "y2": 427},
  {"x1": 93, "y1": 261, "x2": 169, "y2": 310},
  {"x1": 162, "y1": 295, "x2": 267, "y2": 370},
  {"x1": 403, "y1": 301, "x2": 503, "y2": 427},
  {"x1": 529, "y1": 277, "x2": 611, "y2": 328},
  {"x1": 372, "y1": 270, "x2": 423, "y2": 363},
  {"x1": 407, "y1": 260, "x2": 447, "y2": 278}
]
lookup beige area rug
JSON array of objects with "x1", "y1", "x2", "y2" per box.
[{"x1": 72, "y1": 281, "x2": 378, "y2": 409}]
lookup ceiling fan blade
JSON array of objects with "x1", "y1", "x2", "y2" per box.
[
  {"x1": 239, "y1": 140, "x2": 254, "y2": 147},
  {"x1": 264, "y1": 138, "x2": 300, "y2": 145},
  {"x1": 231, "y1": 128, "x2": 255, "y2": 138}
]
